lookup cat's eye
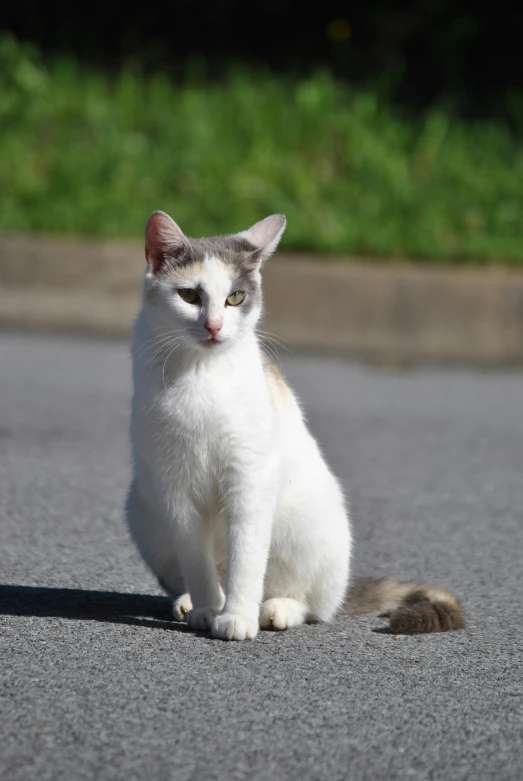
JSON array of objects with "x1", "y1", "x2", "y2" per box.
[
  {"x1": 178, "y1": 288, "x2": 200, "y2": 305},
  {"x1": 226, "y1": 291, "x2": 245, "y2": 306}
]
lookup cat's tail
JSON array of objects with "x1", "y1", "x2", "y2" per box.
[{"x1": 342, "y1": 576, "x2": 465, "y2": 634}]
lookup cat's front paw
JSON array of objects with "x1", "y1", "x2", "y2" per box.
[
  {"x1": 185, "y1": 607, "x2": 218, "y2": 632},
  {"x1": 172, "y1": 593, "x2": 193, "y2": 622},
  {"x1": 211, "y1": 612, "x2": 259, "y2": 641}
]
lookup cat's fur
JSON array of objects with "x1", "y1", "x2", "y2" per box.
[{"x1": 126, "y1": 211, "x2": 465, "y2": 640}]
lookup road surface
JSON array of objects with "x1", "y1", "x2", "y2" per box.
[{"x1": 1, "y1": 333, "x2": 522, "y2": 780}]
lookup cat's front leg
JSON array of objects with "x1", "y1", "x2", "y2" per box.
[
  {"x1": 173, "y1": 510, "x2": 225, "y2": 632},
  {"x1": 212, "y1": 470, "x2": 276, "y2": 641}
]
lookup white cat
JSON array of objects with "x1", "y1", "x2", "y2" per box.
[{"x1": 126, "y1": 211, "x2": 464, "y2": 640}]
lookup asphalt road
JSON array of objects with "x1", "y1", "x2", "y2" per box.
[{"x1": 1, "y1": 332, "x2": 522, "y2": 781}]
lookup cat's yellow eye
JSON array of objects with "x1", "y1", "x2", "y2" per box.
[
  {"x1": 226, "y1": 291, "x2": 245, "y2": 306},
  {"x1": 178, "y1": 288, "x2": 200, "y2": 305}
]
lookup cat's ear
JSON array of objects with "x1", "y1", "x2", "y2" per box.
[
  {"x1": 145, "y1": 211, "x2": 189, "y2": 274},
  {"x1": 238, "y1": 214, "x2": 286, "y2": 265}
]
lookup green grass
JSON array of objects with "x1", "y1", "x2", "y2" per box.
[{"x1": 1, "y1": 34, "x2": 523, "y2": 263}]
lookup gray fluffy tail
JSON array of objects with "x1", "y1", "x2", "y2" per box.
[{"x1": 343, "y1": 576, "x2": 466, "y2": 634}]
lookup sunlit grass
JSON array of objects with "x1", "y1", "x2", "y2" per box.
[{"x1": 1, "y1": 35, "x2": 522, "y2": 263}]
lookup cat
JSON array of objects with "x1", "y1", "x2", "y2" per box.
[{"x1": 125, "y1": 210, "x2": 465, "y2": 640}]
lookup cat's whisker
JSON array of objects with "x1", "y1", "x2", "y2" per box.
[
  {"x1": 259, "y1": 336, "x2": 283, "y2": 368},
  {"x1": 133, "y1": 331, "x2": 178, "y2": 360},
  {"x1": 257, "y1": 328, "x2": 289, "y2": 341},
  {"x1": 149, "y1": 338, "x2": 183, "y2": 370},
  {"x1": 135, "y1": 337, "x2": 174, "y2": 361},
  {"x1": 258, "y1": 332, "x2": 283, "y2": 355},
  {"x1": 134, "y1": 331, "x2": 185, "y2": 363},
  {"x1": 136, "y1": 341, "x2": 177, "y2": 366},
  {"x1": 257, "y1": 330, "x2": 290, "y2": 353},
  {"x1": 257, "y1": 329, "x2": 290, "y2": 348},
  {"x1": 147, "y1": 345, "x2": 177, "y2": 369},
  {"x1": 144, "y1": 333, "x2": 182, "y2": 356},
  {"x1": 162, "y1": 342, "x2": 181, "y2": 388}
]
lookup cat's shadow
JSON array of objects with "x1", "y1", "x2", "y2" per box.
[
  {"x1": 1, "y1": 584, "x2": 395, "y2": 637},
  {"x1": 0, "y1": 584, "x2": 208, "y2": 635}
]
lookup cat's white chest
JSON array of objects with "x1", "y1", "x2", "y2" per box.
[
  {"x1": 154, "y1": 374, "x2": 225, "y2": 501},
  {"x1": 134, "y1": 359, "x2": 267, "y2": 512}
]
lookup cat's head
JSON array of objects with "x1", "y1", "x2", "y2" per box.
[{"x1": 142, "y1": 211, "x2": 286, "y2": 351}]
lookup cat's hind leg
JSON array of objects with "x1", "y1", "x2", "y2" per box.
[
  {"x1": 125, "y1": 479, "x2": 185, "y2": 599},
  {"x1": 259, "y1": 597, "x2": 309, "y2": 630},
  {"x1": 261, "y1": 468, "x2": 351, "y2": 632}
]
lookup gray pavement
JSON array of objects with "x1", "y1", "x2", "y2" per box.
[{"x1": 1, "y1": 332, "x2": 522, "y2": 781}]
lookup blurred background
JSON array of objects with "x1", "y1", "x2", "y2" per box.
[
  {"x1": 3, "y1": 8, "x2": 523, "y2": 778},
  {"x1": 2, "y1": 0, "x2": 523, "y2": 263}
]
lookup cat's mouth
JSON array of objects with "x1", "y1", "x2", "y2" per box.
[{"x1": 200, "y1": 336, "x2": 222, "y2": 347}]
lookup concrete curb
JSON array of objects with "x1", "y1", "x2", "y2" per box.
[{"x1": 1, "y1": 233, "x2": 523, "y2": 364}]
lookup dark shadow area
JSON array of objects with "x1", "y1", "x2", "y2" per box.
[
  {"x1": 0, "y1": 584, "x2": 199, "y2": 634},
  {"x1": 4, "y1": 1, "x2": 523, "y2": 118}
]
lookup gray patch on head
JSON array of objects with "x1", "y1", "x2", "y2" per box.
[{"x1": 159, "y1": 232, "x2": 263, "y2": 315}]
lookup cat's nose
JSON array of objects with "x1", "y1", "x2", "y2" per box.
[{"x1": 205, "y1": 320, "x2": 222, "y2": 337}]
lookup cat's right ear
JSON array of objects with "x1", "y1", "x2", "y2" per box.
[
  {"x1": 145, "y1": 211, "x2": 189, "y2": 275},
  {"x1": 238, "y1": 214, "x2": 286, "y2": 265}
]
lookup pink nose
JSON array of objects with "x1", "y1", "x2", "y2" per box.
[{"x1": 205, "y1": 321, "x2": 222, "y2": 337}]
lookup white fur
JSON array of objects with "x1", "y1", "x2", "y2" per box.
[{"x1": 126, "y1": 219, "x2": 352, "y2": 641}]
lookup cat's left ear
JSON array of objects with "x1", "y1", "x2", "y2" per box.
[
  {"x1": 238, "y1": 214, "x2": 286, "y2": 265},
  {"x1": 145, "y1": 211, "x2": 189, "y2": 275}
]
